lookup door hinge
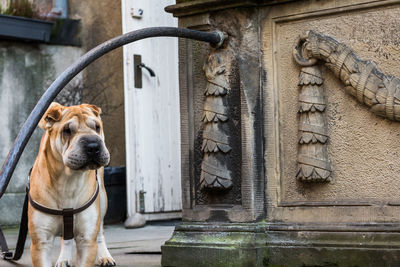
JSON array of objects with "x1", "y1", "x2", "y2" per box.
[{"x1": 138, "y1": 190, "x2": 146, "y2": 213}]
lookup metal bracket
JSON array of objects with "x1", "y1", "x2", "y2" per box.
[
  {"x1": 134, "y1": 54, "x2": 143, "y2": 88},
  {"x1": 131, "y1": 8, "x2": 143, "y2": 19},
  {"x1": 134, "y1": 55, "x2": 156, "y2": 89}
]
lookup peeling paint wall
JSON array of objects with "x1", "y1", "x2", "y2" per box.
[{"x1": 0, "y1": 43, "x2": 82, "y2": 226}]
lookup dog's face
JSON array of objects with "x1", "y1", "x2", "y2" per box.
[{"x1": 39, "y1": 102, "x2": 110, "y2": 170}]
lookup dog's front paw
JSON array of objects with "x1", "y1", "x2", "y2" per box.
[
  {"x1": 97, "y1": 257, "x2": 116, "y2": 266},
  {"x1": 55, "y1": 260, "x2": 72, "y2": 267}
]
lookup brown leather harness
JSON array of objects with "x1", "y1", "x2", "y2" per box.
[
  {"x1": 28, "y1": 173, "x2": 99, "y2": 240},
  {"x1": 0, "y1": 169, "x2": 99, "y2": 260}
]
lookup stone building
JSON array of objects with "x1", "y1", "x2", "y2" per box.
[{"x1": 162, "y1": 0, "x2": 400, "y2": 266}]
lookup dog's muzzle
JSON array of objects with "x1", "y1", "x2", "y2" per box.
[
  {"x1": 65, "y1": 135, "x2": 110, "y2": 170},
  {"x1": 82, "y1": 135, "x2": 109, "y2": 168}
]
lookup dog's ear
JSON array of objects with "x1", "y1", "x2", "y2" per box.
[
  {"x1": 82, "y1": 104, "x2": 102, "y2": 117},
  {"x1": 39, "y1": 102, "x2": 64, "y2": 130}
]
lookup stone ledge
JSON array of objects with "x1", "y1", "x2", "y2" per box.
[
  {"x1": 165, "y1": 0, "x2": 296, "y2": 17},
  {"x1": 267, "y1": 222, "x2": 400, "y2": 232},
  {"x1": 267, "y1": 225, "x2": 400, "y2": 266},
  {"x1": 162, "y1": 222, "x2": 400, "y2": 266}
]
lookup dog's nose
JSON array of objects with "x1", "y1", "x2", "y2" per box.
[{"x1": 86, "y1": 142, "x2": 100, "y2": 155}]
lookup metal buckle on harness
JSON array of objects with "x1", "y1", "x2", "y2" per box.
[{"x1": 2, "y1": 251, "x2": 13, "y2": 260}]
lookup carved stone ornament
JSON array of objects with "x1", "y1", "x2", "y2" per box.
[
  {"x1": 296, "y1": 66, "x2": 332, "y2": 182},
  {"x1": 200, "y1": 53, "x2": 233, "y2": 190},
  {"x1": 294, "y1": 30, "x2": 400, "y2": 121},
  {"x1": 293, "y1": 30, "x2": 400, "y2": 182}
]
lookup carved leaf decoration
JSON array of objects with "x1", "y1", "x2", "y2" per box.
[
  {"x1": 298, "y1": 132, "x2": 328, "y2": 144},
  {"x1": 202, "y1": 96, "x2": 229, "y2": 122},
  {"x1": 203, "y1": 111, "x2": 217, "y2": 122},
  {"x1": 298, "y1": 122, "x2": 328, "y2": 144},
  {"x1": 200, "y1": 171, "x2": 233, "y2": 189},
  {"x1": 202, "y1": 111, "x2": 229, "y2": 122},
  {"x1": 201, "y1": 52, "x2": 233, "y2": 192},
  {"x1": 217, "y1": 114, "x2": 229, "y2": 121},
  {"x1": 295, "y1": 61, "x2": 332, "y2": 182},
  {"x1": 203, "y1": 124, "x2": 229, "y2": 143},
  {"x1": 202, "y1": 139, "x2": 232, "y2": 153},
  {"x1": 297, "y1": 154, "x2": 331, "y2": 182},
  {"x1": 217, "y1": 143, "x2": 231, "y2": 153},
  {"x1": 297, "y1": 164, "x2": 331, "y2": 182},
  {"x1": 204, "y1": 139, "x2": 217, "y2": 152},
  {"x1": 299, "y1": 71, "x2": 324, "y2": 86},
  {"x1": 298, "y1": 102, "x2": 326, "y2": 112},
  {"x1": 200, "y1": 159, "x2": 232, "y2": 189},
  {"x1": 205, "y1": 83, "x2": 228, "y2": 96}
]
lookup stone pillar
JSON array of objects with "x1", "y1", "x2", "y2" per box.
[
  {"x1": 161, "y1": 2, "x2": 266, "y2": 267},
  {"x1": 162, "y1": 0, "x2": 400, "y2": 266}
]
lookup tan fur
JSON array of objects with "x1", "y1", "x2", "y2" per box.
[{"x1": 28, "y1": 102, "x2": 114, "y2": 267}]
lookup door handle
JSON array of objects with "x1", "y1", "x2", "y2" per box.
[
  {"x1": 137, "y1": 63, "x2": 155, "y2": 77},
  {"x1": 134, "y1": 54, "x2": 155, "y2": 89}
]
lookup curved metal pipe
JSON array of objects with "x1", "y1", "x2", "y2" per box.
[{"x1": 0, "y1": 27, "x2": 225, "y2": 198}]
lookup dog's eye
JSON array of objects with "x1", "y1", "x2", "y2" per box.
[
  {"x1": 63, "y1": 126, "x2": 71, "y2": 136},
  {"x1": 95, "y1": 124, "x2": 101, "y2": 133}
]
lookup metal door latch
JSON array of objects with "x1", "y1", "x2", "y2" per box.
[
  {"x1": 137, "y1": 63, "x2": 155, "y2": 77},
  {"x1": 134, "y1": 54, "x2": 156, "y2": 88}
]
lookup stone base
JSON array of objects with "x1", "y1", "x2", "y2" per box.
[
  {"x1": 266, "y1": 223, "x2": 400, "y2": 267},
  {"x1": 162, "y1": 222, "x2": 400, "y2": 267},
  {"x1": 161, "y1": 222, "x2": 268, "y2": 267},
  {"x1": 267, "y1": 246, "x2": 400, "y2": 267}
]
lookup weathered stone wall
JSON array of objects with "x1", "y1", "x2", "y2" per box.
[
  {"x1": 262, "y1": 0, "x2": 400, "y2": 224},
  {"x1": 163, "y1": 0, "x2": 400, "y2": 266},
  {"x1": 69, "y1": 0, "x2": 125, "y2": 167},
  {"x1": 0, "y1": 43, "x2": 82, "y2": 226}
]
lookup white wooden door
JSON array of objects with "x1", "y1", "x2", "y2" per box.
[{"x1": 122, "y1": 0, "x2": 181, "y2": 220}]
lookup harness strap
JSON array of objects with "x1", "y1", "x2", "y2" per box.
[
  {"x1": 62, "y1": 208, "x2": 74, "y2": 240},
  {"x1": 0, "y1": 192, "x2": 28, "y2": 260},
  {"x1": 28, "y1": 173, "x2": 99, "y2": 240}
]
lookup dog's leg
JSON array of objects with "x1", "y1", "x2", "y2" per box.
[
  {"x1": 55, "y1": 238, "x2": 73, "y2": 267},
  {"x1": 75, "y1": 237, "x2": 98, "y2": 267},
  {"x1": 75, "y1": 198, "x2": 101, "y2": 267},
  {"x1": 96, "y1": 224, "x2": 115, "y2": 266},
  {"x1": 30, "y1": 234, "x2": 55, "y2": 267},
  {"x1": 29, "y1": 209, "x2": 57, "y2": 267},
  {"x1": 96, "y1": 169, "x2": 115, "y2": 266}
]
